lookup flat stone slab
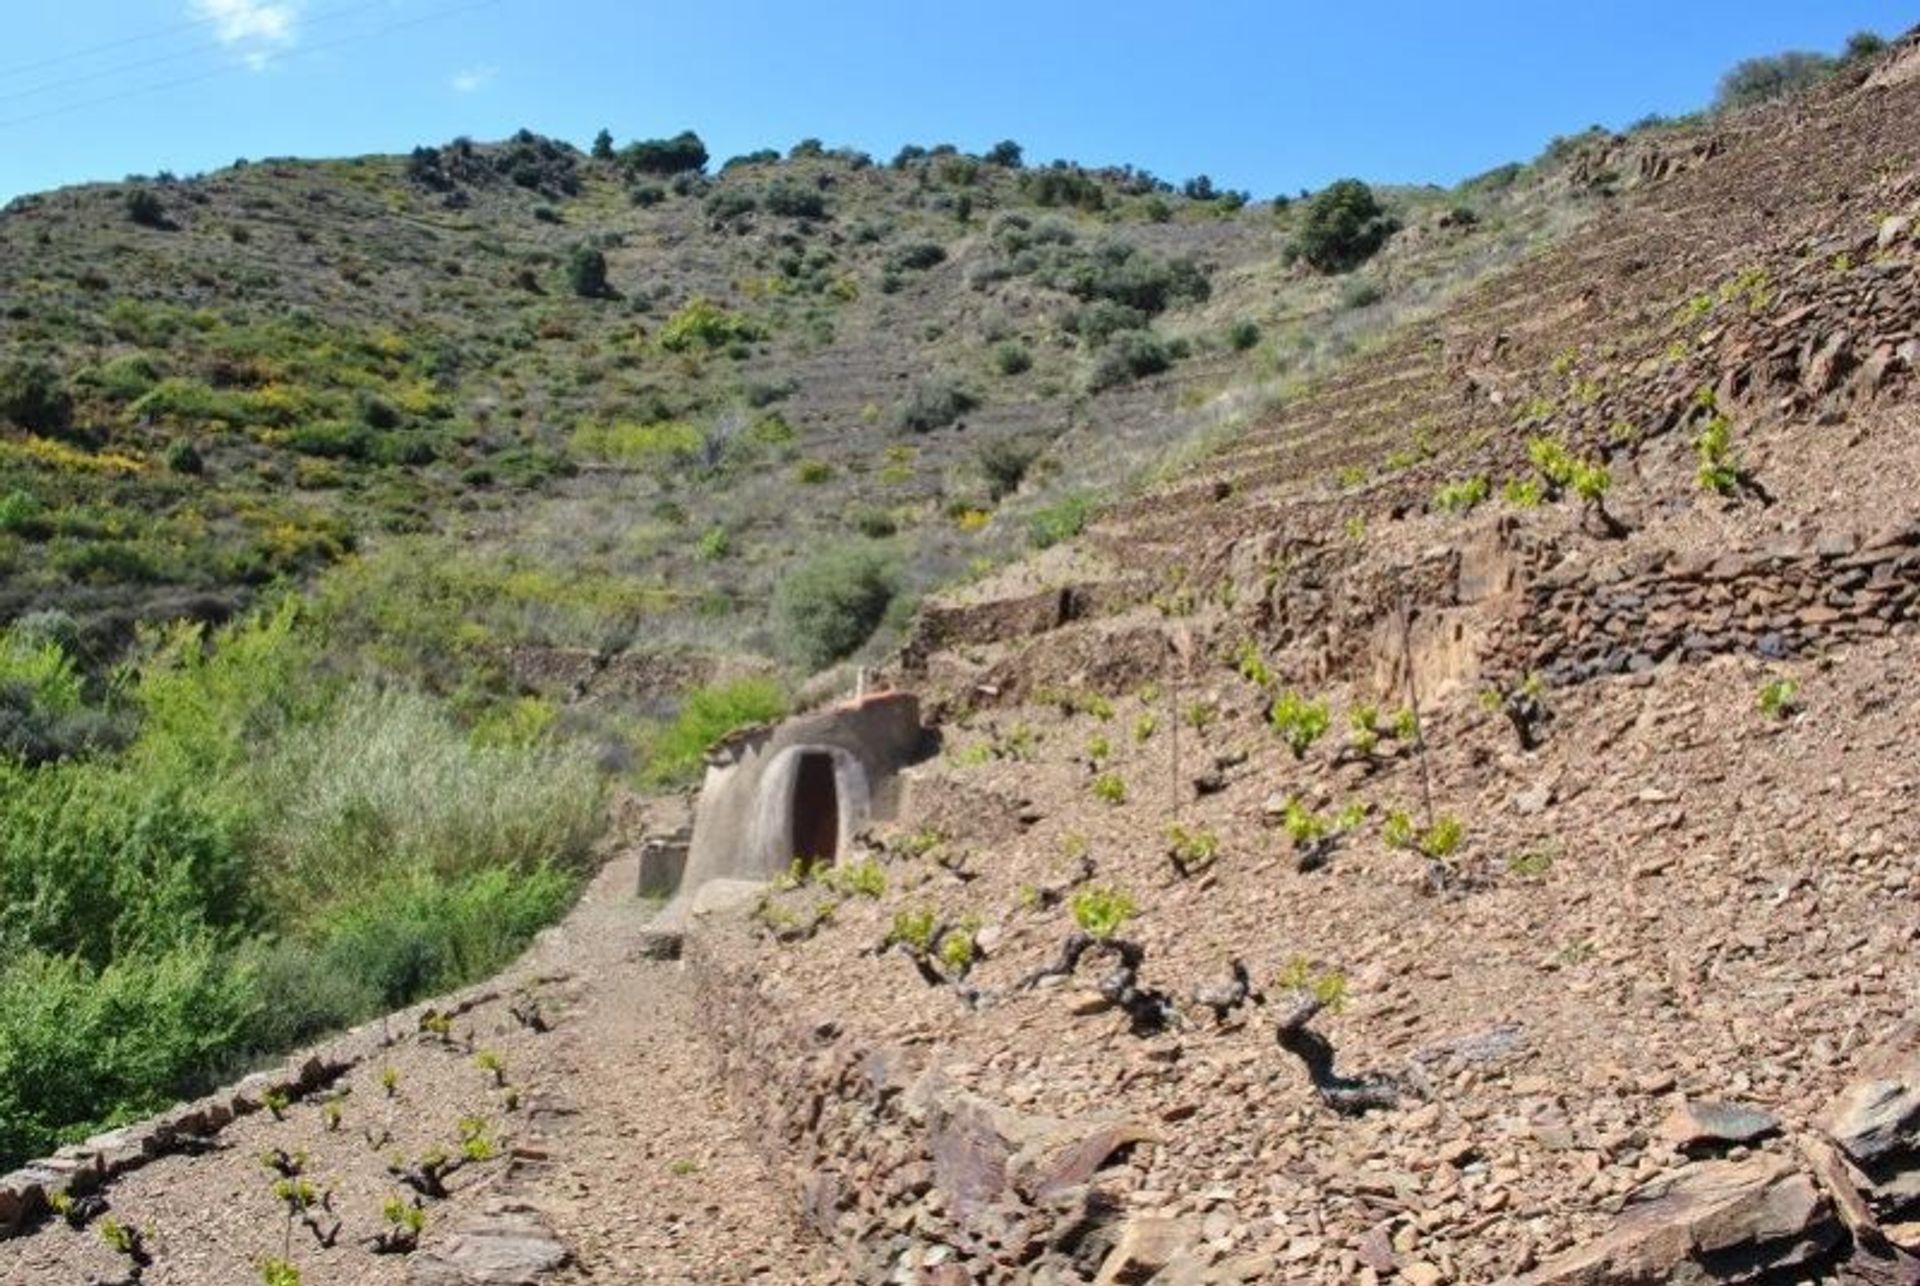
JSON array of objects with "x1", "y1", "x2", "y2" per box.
[
  {"x1": 409, "y1": 1204, "x2": 570, "y2": 1285},
  {"x1": 1662, "y1": 1099, "x2": 1783, "y2": 1153}
]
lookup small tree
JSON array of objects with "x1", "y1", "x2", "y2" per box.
[
  {"x1": 566, "y1": 245, "x2": 609, "y2": 298},
  {"x1": 985, "y1": 139, "x2": 1023, "y2": 168},
  {"x1": 590, "y1": 128, "x2": 614, "y2": 160},
  {"x1": 774, "y1": 544, "x2": 900, "y2": 670},
  {"x1": 1287, "y1": 179, "x2": 1399, "y2": 273}
]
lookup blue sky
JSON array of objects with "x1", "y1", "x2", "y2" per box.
[{"x1": 1, "y1": 1, "x2": 1912, "y2": 203}]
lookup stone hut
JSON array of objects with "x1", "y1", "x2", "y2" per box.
[{"x1": 669, "y1": 690, "x2": 929, "y2": 903}]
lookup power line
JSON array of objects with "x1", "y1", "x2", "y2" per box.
[
  {"x1": 0, "y1": 4, "x2": 236, "y2": 79},
  {"x1": 0, "y1": 0, "x2": 394, "y2": 107},
  {"x1": 0, "y1": 0, "x2": 507, "y2": 132}
]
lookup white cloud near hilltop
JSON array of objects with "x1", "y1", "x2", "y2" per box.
[
  {"x1": 190, "y1": 0, "x2": 301, "y2": 71},
  {"x1": 450, "y1": 64, "x2": 498, "y2": 93}
]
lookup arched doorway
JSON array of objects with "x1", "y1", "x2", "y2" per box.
[{"x1": 790, "y1": 751, "x2": 840, "y2": 867}]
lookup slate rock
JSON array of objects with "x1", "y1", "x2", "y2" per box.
[
  {"x1": 1662, "y1": 1100, "x2": 1782, "y2": 1154},
  {"x1": 1517, "y1": 1156, "x2": 1840, "y2": 1285},
  {"x1": 409, "y1": 1205, "x2": 570, "y2": 1285}
]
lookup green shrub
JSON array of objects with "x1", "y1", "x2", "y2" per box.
[
  {"x1": 1339, "y1": 279, "x2": 1383, "y2": 309},
  {"x1": 638, "y1": 677, "x2": 786, "y2": 788},
  {"x1": 165, "y1": 439, "x2": 205, "y2": 474},
  {"x1": 1227, "y1": 320, "x2": 1261, "y2": 351},
  {"x1": 567, "y1": 245, "x2": 610, "y2": 298},
  {"x1": 886, "y1": 241, "x2": 947, "y2": 273},
  {"x1": 1288, "y1": 179, "x2": 1399, "y2": 273},
  {"x1": 977, "y1": 439, "x2": 1039, "y2": 500},
  {"x1": 1087, "y1": 330, "x2": 1171, "y2": 391},
  {"x1": 762, "y1": 180, "x2": 826, "y2": 219},
  {"x1": 0, "y1": 938, "x2": 256, "y2": 1166},
  {"x1": 1029, "y1": 492, "x2": 1096, "y2": 549},
  {"x1": 0, "y1": 361, "x2": 72, "y2": 434},
  {"x1": 619, "y1": 130, "x2": 708, "y2": 176},
  {"x1": 1714, "y1": 50, "x2": 1836, "y2": 111},
  {"x1": 705, "y1": 188, "x2": 757, "y2": 223},
  {"x1": 992, "y1": 342, "x2": 1032, "y2": 376},
  {"x1": 125, "y1": 189, "x2": 166, "y2": 227},
  {"x1": 773, "y1": 543, "x2": 899, "y2": 670},
  {"x1": 659, "y1": 298, "x2": 760, "y2": 352},
  {"x1": 1070, "y1": 300, "x2": 1150, "y2": 345},
  {"x1": 895, "y1": 379, "x2": 977, "y2": 433}
]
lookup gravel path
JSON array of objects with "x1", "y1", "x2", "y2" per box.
[{"x1": 0, "y1": 853, "x2": 844, "y2": 1285}]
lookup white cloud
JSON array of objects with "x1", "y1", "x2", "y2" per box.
[
  {"x1": 449, "y1": 64, "x2": 498, "y2": 93},
  {"x1": 190, "y1": 0, "x2": 301, "y2": 71}
]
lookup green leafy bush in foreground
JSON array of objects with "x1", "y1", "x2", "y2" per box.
[{"x1": 0, "y1": 604, "x2": 605, "y2": 1168}]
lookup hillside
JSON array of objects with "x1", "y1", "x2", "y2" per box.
[
  {"x1": 0, "y1": 123, "x2": 1620, "y2": 709},
  {"x1": 0, "y1": 112, "x2": 1639, "y2": 1180},
  {"x1": 3, "y1": 22, "x2": 1917, "y2": 1286}
]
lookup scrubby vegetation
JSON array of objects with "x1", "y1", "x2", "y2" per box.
[{"x1": 0, "y1": 603, "x2": 603, "y2": 1167}]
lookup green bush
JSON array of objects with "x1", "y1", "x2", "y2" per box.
[
  {"x1": 1288, "y1": 179, "x2": 1399, "y2": 273},
  {"x1": 762, "y1": 180, "x2": 826, "y2": 219},
  {"x1": 886, "y1": 241, "x2": 947, "y2": 273},
  {"x1": 992, "y1": 342, "x2": 1032, "y2": 376},
  {"x1": 1070, "y1": 300, "x2": 1150, "y2": 345},
  {"x1": 638, "y1": 677, "x2": 786, "y2": 788},
  {"x1": 1227, "y1": 320, "x2": 1261, "y2": 351},
  {"x1": 0, "y1": 361, "x2": 73, "y2": 434},
  {"x1": 1714, "y1": 50, "x2": 1835, "y2": 111},
  {"x1": 0, "y1": 602, "x2": 606, "y2": 1169},
  {"x1": 0, "y1": 938, "x2": 256, "y2": 1165},
  {"x1": 619, "y1": 130, "x2": 708, "y2": 176},
  {"x1": 895, "y1": 379, "x2": 977, "y2": 433},
  {"x1": 659, "y1": 298, "x2": 760, "y2": 351},
  {"x1": 705, "y1": 188, "x2": 757, "y2": 223},
  {"x1": 1087, "y1": 330, "x2": 1172, "y2": 391},
  {"x1": 774, "y1": 543, "x2": 899, "y2": 669},
  {"x1": 978, "y1": 439, "x2": 1039, "y2": 500},
  {"x1": 1029, "y1": 492, "x2": 1096, "y2": 549},
  {"x1": 567, "y1": 245, "x2": 610, "y2": 298},
  {"x1": 125, "y1": 189, "x2": 166, "y2": 227}
]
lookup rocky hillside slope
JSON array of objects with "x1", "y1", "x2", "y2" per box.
[
  {"x1": 5, "y1": 32, "x2": 1918, "y2": 1286},
  {"x1": 699, "y1": 32, "x2": 1920, "y2": 1284}
]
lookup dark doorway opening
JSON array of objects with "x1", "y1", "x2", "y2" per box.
[{"x1": 792, "y1": 752, "x2": 840, "y2": 867}]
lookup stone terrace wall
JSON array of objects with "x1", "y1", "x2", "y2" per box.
[
  {"x1": 686, "y1": 930, "x2": 1160, "y2": 1284},
  {"x1": 1488, "y1": 519, "x2": 1920, "y2": 686}
]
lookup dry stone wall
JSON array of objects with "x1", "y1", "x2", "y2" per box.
[
  {"x1": 686, "y1": 931, "x2": 1159, "y2": 1284},
  {"x1": 1490, "y1": 519, "x2": 1920, "y2": 686}
]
